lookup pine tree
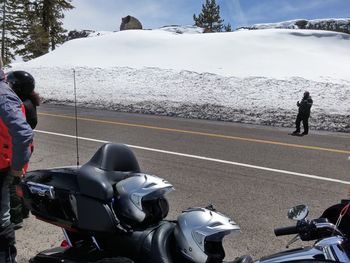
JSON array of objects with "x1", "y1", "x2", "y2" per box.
[
  {"x1": 224, "y1": 23, "x2": 232, "y2": 32},
  {"x1": 0, "y1": 0, "x2": 24, "y2": 65},
  {"x1": 15, "y1": 0, "x2": 73, "y2": 60},
  {"x1": 14, "y1": 0, "x2": 48, "y2": 61},
  {"x1": 41, "y1": 0, "x2": 74, "y2": 50},
  {"x1": 193, "y1": 0, "x2": 224, "y2": 32},
  {"x1": 16, "y1": 21, "x2": 50, "y2": 61}
]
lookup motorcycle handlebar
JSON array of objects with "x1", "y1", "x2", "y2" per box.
[{"x1": 274, "y1": 225, "x2": 298, "y2": 236}]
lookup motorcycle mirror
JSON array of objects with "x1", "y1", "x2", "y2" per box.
[{"x1": 287, "y1": 204, "x2": 309, "y2": 221}]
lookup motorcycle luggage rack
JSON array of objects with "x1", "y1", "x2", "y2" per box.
[{"x1": 27, "y1": 182, "x2": 56, "y2": 199}]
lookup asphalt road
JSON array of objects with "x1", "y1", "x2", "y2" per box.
[{"x1": 16, "y1": 104, "x2": 350, "y2": 262}]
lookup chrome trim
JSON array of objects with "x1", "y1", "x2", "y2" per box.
[
  {"x1": 316, "y1": 236, "x2": 350, "y2": 262},
  {"x1": 330, "y1": 242, "x2": 350, "y2": 262},
  {"x1": 91, "y1": 236, "x2": 101, "y2": 251},
  {"x1": 315, "y1": 222, "x2": 343, "y2": 236},
  {"x1": 260, "y1": 236, "x2": 350, "y2": 263},
  {"x1": 259, "y1": 246, "x2": 325, "y2": 263},
  {"x1": 27, "y1": 182, "x2": 55, "y2": 199},
  {"x1": 62, "y1": 229, "x2": 73, "y2": 247}
]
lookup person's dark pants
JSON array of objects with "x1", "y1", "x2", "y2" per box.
[
  {"x1": 295, "y1": 113, "x2": 310, "y2": 134},
  {"x1": 0, "y1": 170, "x2": 17, "y2": 263},
  {"x1": 10, "y1": 176, "x2": 28, "y2": 227}
]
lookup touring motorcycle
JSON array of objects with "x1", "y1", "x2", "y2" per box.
[{"x1": 20, "y1": 143, "x2": 350, "y2": 263}]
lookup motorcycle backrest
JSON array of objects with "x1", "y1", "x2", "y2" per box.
[{"x1": 86, "y1": 143, "x2": 140, "y2": 172}]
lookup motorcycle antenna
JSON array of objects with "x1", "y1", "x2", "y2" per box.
[{"x1": 73, "y1": 69, "x2": 80, "y2": 166}]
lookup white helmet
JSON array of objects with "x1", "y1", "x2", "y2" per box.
[
  {"x1": 113, "y1": 174, "x2": 174, "y2": 229},
  {"x1": 174, "y1": 207, "x2": 240, "y2": 263}
]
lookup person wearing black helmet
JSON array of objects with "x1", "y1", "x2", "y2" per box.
[
  {"x1": 6, "y1": 70, "x2": 40, "y2": 229},
  {"x1": 6, "y1": 71, "x2": 40, "y2": 130},
  {"x1": 0, "y1": 61, "x2": 33, "y2": 262},
  {"x1": 292, "y1": 91, "x2": 313, "y2": 136}
]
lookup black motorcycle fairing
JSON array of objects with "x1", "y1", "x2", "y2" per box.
[{"x1": 320, "y1": 200, "x2": 350, "y2": 237}]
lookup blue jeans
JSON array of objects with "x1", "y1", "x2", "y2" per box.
[{"x1": 0, "y1": 170, "x2": 16, "y2": 263}]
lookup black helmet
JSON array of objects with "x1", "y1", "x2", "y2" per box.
[{"x1": 6, "y1": 71, "x2": 35, "y2": 98}]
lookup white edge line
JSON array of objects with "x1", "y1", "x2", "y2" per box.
[{"x1": 35, "y1": 130, "x2": 350, "y2": 185}]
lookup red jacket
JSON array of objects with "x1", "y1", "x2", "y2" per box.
[
  {"x1": 0, "y1": 104, "x2": 29, "y2": 171},
  {"x1": 0, "y1": 73, "x2": 33, "y2": 172}
]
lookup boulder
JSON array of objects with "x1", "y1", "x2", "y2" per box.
[{"x1": 120, "y1": 15, "x2": 143, "y2": 31}]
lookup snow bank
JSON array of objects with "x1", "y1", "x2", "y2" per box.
[
  {"x1": 12, "y1": 29, "x2": 350, "y2": 83},
  {"x1": 10, "y1": 28, "x2": 350, "y2": 132},
  {"x1": 11, "y1": 66, "x2": 350, "y2": 132}
]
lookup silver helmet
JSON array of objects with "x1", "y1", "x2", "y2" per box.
[
  {"x1": 174, "y1": 207, "x2": 240, "y2": 263},
  {"x1": 114, "y1": 173, "x2": 174, "y2": 229}
]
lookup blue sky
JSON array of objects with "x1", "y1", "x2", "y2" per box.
[{"x1": 64, "y1": 0, "x2": 350, "y2": 31}]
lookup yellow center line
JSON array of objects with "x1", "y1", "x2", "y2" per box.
[{"x1": 38, "y1": 112, "x2": 350, "y2": 155}]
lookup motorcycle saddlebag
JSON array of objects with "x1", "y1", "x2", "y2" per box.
[{"x1": 21, "y1": 166, "x2": 123, "y2": 233}]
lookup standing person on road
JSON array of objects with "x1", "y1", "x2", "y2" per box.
[
  {"x1": 6, "y1": 71, "x2": 39, "y2": 229},
  {"x1": 292, "y1": 91, "x2": 313, "y2": 136},
  {"x1": 0, "y1": 63, "x2": 33, "y2": 262}
]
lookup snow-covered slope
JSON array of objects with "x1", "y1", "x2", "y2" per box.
[
  {"x1": 238, "y1": 18, "x2": 350, "y2": 34},
  {"x1": 14, "y1": 28, "x2": 350, "y2": 82},
  {"x1": 10, "y1": 28, "x2": 350, "y2": 132}
]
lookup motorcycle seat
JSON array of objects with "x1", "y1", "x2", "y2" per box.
[{"x1": 149, "y1": 222, "x2": 176, "y2": 263}]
